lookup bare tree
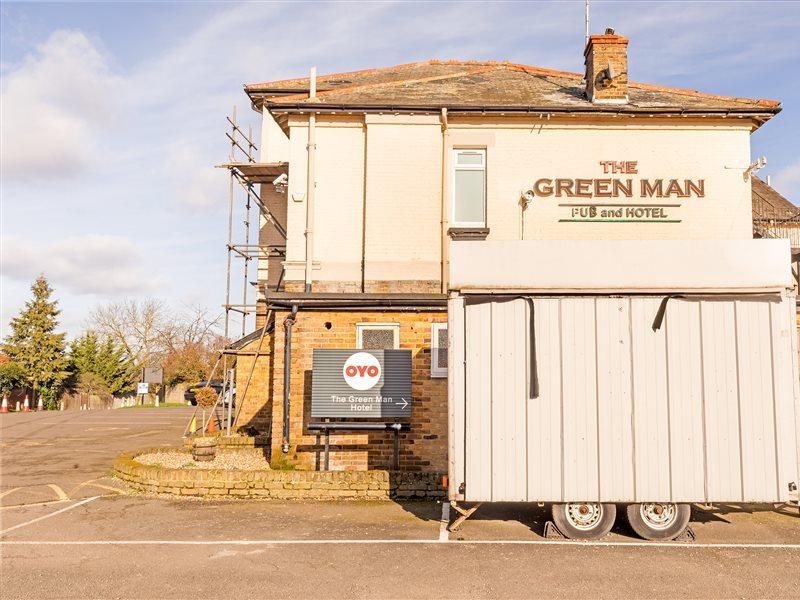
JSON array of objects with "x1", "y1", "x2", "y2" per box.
[
  {"x1": 89, "y1": 299, "x2": 168, "y2": 367},
  {"x1": 88, "y1": 299, "x2": 224, "y2": 387}
]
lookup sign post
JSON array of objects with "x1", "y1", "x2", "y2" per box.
[
  {"x1": 142, "y1": 367, "x2": 164, "y2": 407},
  {"x1": 137, "y1": 381, "x2": 149, "y2": 404}
]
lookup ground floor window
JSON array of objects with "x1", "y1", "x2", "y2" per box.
[
  {"x1": 356, "y1": 323, "x2": 399, "y2": 349},
  {"x1": 431, "y1": 322, "x2": 448, "y2": 378}
]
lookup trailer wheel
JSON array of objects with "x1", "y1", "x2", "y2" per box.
[
  {"x1": 625, "y1": 503, "x2": 691, "y2": 540},
  {"x1": 551, "y1": 502, "x2": 617, "y2": 540}
]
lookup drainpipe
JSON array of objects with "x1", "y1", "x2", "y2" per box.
[
  {"x1": 282, "y1": 305, "x2": 298, "y2": 453},
  {"x1": 440, "y1": 107, "x2": 449, "y2": 293},
  {"x1": 304, "y1": 67, "x2": 317, "y2": 293}
]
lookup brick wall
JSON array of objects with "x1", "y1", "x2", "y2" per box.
[
  {"x1": 584, "y1": 31, "x2": 629, "y2": 102},
  {"x1": 235, "y1": 332, "x2": 275, "y2": 433},
  {"x1": 235, "y1": 310, "x2": 448, "y2": 472}
]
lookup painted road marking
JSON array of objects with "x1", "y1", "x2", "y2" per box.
[
  {"x1": 1, "y1": 539, "x2": 800, "y2": 549},
  {"x1": 69, "y1": 480, "x2": 126, "y2": 496},
  {"x1": 438, "y1": 503, "x2": 450, "y2": 542},
  {"x1": 86, "y1": 427, "x2": 128, "y2": 431},
  {"x1": 47, "y1": 484, "x2": 69, "y2": 501},
  {"x1": 0, "y1": 496, "x2": 99, "y2": 536},
  {"x1": 0, "y1": 484, "x2": 68, "y2": 503},
  {"x1": 0, "y1": 498, "x2": 72, "y2": 510},
  {"x1": 122, "y1": 430, "x2": 164, "y2": 438},
  {"x1": 1, "y1": 479, "x2": 126, "y2": 508}
]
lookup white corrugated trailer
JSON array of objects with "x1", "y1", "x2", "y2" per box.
[{"x1": 448, "y1": 240, "x2": 800, "y2": 539}]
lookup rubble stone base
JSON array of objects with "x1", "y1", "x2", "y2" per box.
[{"x1": 113, "y1": 449, "x2": 445, "y2": 500}]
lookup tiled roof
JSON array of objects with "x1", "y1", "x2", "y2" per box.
[
  {"x1": 246, "y1": 60, "x2": 780, "y2": 114},
  {"x1": 752, "y1": 176, "x2": 799, "y2": 221}
]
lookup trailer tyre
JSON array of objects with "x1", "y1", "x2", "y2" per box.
[
  {"x1": 551, "y1": 502, "x2": 617, "y2": 540},
  {"x1": 625, "y1": 503, "x2": 691, "y2": 540}
]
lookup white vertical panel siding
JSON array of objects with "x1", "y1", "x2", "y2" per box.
[
  {"x1": 665, "y1": 300, "x2": 706, "y2": 501},
  {"x1": 560, "y1": 298, "x2": 600, "y2": 501},
  {"x1": 631, "y1": 298, "x2": 671, "y2": 501},
  {"x1": 527, "y1": 298, "x2": 563, "y2": 501},
  {"x1": 490, "y1": 300, "x2": 528, "y2": 501},
  {"x1": 465, "y1": 301, "x2": 493, "y2": 501},
  {"x1": 448, "y1": 296, "x2": 466, "y2": 499},
  {"x1": 595, "y1": 298, "x2": 634, "y2": 501},
  {"x1": 455, "y1": 294, "x2": 798, "y2": 503},
  {"x1": 771, "y1": 298, "x2": 798, "y2": 501},
  {"x1": 735, "y1": 300, "x2": 779, "y2": 500},
  {"x1": 790, "y1": 299, "x2": 800, "y2": 498},
  {"x1": 700, "y1": 301, "x2": 743, "y2": 501}
]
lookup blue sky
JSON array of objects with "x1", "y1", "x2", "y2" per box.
[{"x1": 2, "y1": 0, "x2": 799, "y2": 339}]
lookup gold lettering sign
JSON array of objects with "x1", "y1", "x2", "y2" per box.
[{"x1": 529, "y1": 161, "x2": 704, "y2": 223}]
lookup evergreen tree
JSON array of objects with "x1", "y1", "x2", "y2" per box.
[
  {"x1": 69, "y1": 332, "x2": 135, "y2": 395},
  {"x1": 2, "y1": 276, "x2": 69, "y2": 408},
  {"x1": 0, "y1": 361, "x2": 26, "y2": 397}
]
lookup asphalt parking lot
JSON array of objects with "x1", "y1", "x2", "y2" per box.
[{"x1": 2, "y1": 408, "x2": 800, "y2": 599}]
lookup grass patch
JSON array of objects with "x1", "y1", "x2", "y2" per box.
[{"x1": 270, "y1": 451, "x2": 297, "y2": 471}]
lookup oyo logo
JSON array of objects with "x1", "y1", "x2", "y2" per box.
[{"x1": 342, "y1": 352, "x2": 381, "y2": 391}]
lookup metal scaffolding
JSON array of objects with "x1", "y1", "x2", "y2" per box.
[
  {"x1": 217, "y1": 107, "x2": 288, "y2": 339},
  {"x1": 185, "y1": 107, "x2": 290, "y2": 439},
  {"x1": 184, "y1": 108, "x2": 289, "y2": 437}
]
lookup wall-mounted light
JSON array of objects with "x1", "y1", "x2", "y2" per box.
[
  {"x1": 743, "y1": 156, "x2": 767, "y2": 181},
  {"x1": 272, "y1": 173, "x2": 288, "y2": 193},
  {"x1": 519, "y1": 189, "x2": 535, "y2": 208}
]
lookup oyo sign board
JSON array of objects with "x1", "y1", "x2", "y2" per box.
[{"x1": 311, "y1": 349, "x2": 412, "y2": 418}]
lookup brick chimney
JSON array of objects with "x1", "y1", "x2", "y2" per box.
[{"x1": 584, "y1": 28, "x2": 629, "y2": 104}]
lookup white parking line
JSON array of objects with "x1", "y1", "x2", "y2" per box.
[
  {"x1": 438, "y1": 502, "x2": 450, "y2": 542},
  {"x1": 0, "y1": 496, "x2": 99, "y2": 536},
  {"x1": 2, "y1": 539, "x2": 799, "y2": 549}
]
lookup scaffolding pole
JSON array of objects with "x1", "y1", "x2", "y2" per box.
[{"x1": 217, "y1": 106, "x2": 288, "y2": 436}]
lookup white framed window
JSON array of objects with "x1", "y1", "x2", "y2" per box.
[
  {"x1": 356, "y1": 323, "x2": 400, "y2": 350},
  {"x1": 431, "y1": 322, "x2": 448, "y2": 378},
  {"x1": 451, "y1": 148, "x2": 486, "y2": 228}
]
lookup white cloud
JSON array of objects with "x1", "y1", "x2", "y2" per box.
[
  {"x1": 1, "y1": 234, "x2": 159, "y2": 295},
  {"x1": 773, "y1": 161, "x2": 800, "y2": 203},
  {"x1": 0, "y1": 30, "x2": 122, "y2": 181},
  {"x1": 164, "y1": 142, "x2": 227, "y2": 209}
]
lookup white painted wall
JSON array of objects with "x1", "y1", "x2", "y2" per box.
[
  {"x1": 260, "y1": 107, "x2": 290, "y2": 163},
  {"x1": 279, "y1": 113, "x2": 756, "y2": 290}
]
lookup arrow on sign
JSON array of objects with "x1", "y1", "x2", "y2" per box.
[{"x1": 396, "y1": 398, "x2": 408, "y2": 410}]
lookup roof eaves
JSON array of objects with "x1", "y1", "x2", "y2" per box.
[
  {"x1": 627, "y1": 80, "x2": 781, "y2": 110},
  {"x1": 267, "y1": 102, "x2": 779, "y2": 117}
]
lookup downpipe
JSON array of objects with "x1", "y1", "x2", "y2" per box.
[{"x1": 282, "y1": 305, "x2": 298, "y2": 453}]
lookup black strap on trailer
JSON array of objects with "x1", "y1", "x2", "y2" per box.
[
  {"x1": 463, "y1": 295, "x2": 539, "y2": 400},
  {"x1": 651, "y1": 295, "x2": 683, "y2": 331},
  {"x1": 651, "y1": 292, "x2": 784, "y2": 331}
]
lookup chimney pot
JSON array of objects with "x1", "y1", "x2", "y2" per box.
[{"x1": 584, "y1": 29, "x2": 629, "y2": 104}]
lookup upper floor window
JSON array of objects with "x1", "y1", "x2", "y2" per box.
[
  {"x1": 356, "y1": 323, "x2": 399, "y2": 350},
  {"x1": 452, "y1": 149, "x2": 486, "y2": 228}
]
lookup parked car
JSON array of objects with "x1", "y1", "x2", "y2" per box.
[{"x1": 184, "y1": 381, "x2": 233, "y2": 406}]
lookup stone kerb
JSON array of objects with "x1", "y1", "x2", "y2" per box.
[{"x1": 113, "y1": 449, "x2": 445, "y2": 500}]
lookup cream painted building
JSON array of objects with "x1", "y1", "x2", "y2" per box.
[
  {"x1": 231, "y1": 30, "x2": 783, "y2": 472},
  {"x1": 248, "y1": 31, "x2": 778, "y2": 298}
]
